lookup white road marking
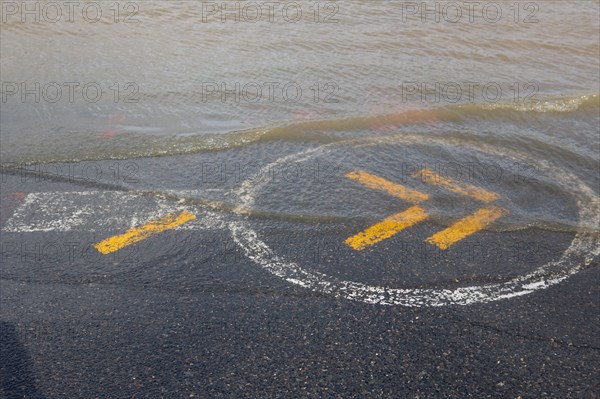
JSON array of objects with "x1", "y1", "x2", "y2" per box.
[{"x1": 3, "y1": 191, "x2": 224, "y2": 233}]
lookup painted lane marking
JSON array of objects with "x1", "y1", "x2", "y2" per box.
[
  {"x1": 426, "y1": 206, "x2": 507, "y2": 250},
  {"x1": 345, "y1": 205, "x2": 428, "y2": 250},
  {"x1": 416, "y1": 168, "x2": 500, "y2": 203},
  {"x1": 346, "y1": 170, "x2": 429, "y2": 204},
  {"x1": 344, "y1": 170, "x2": 430, "y2": 251},
  {"x1": 94, "y1": 211, "x2": 196, "y2": 254},
  {"x1": 345, "y1": 168, "x2": 506, "y2": 250},
  {"x1": 416, "y1": 168, "x2": 505, "y2": 249},
  {"x1": 230, "y1": 135, "x2": 599, "y2": 306},
  {"x1": 2, "y1": 191, "x2": 225, "y2": 233}
]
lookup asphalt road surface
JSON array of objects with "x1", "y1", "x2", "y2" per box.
[{"x1": 1, "y1": 157, "x2": 599, "y2": 398}]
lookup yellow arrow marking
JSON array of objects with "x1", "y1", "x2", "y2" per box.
[
  {"x1": 426, "y1": 206, "x2": 507, "y2": 250},
  {"x1": 415, "y1": 168, "x2": 500, "y2": 203},
  {"x1": 345, "y1": 205, "x2": 428, "y2": 251},
  {"x1": 346, "y1": 170, "x2": 429, "y2": 204},
  {"x1": 94, "y1": 210, "x2": 196, "y2": 254},
  {"x1": 344, "y1": 169, "x2": 508, "y2": 251}
]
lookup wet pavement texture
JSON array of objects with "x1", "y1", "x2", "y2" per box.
[{"x1": 1, "y1": 167, "x2": 599, "y2": 398}]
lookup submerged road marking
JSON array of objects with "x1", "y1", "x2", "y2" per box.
[
  {"x1": 345, "y1": 168, "x2": 507, "y2": 250},
  {"x1": 426, "y1": 206, "x2": 507, "y2": 249},
  {"x1": 416, "y1": 168, "x2": 500, "y2": 203},
  {"x1": 2, "y1": 191, "x2": 225, "y2": 232},
  {"x1": 344, "y1": 170, "x2": 429, "y2": 251},
  {"x1": 346, "y1": 170, "x2": 429, "y2": 204},
  {"x1": 94, "y1": 210, "x2": 196, "y2": 254},
  {"x1": 345, "y1": 205, "x2": 428, "y2": 250},
  {"x1": 231, "y1": 137, "x2": 599, "y2": 306}
]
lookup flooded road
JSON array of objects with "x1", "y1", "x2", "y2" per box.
[
  {"x1": 1, "y1": 1, "x2": 599, "y2": 397},
  {"x1": 2, "y1": 0, "x2": 599, "y2": 235}
]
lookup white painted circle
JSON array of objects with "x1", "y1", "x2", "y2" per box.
[{"x1": 229, "y1": 134, "x2": 599, "y2": 306}]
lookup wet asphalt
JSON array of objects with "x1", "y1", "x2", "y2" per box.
[{"x1": 0, "y1": 164, "x2": 599, "y2": 399}]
